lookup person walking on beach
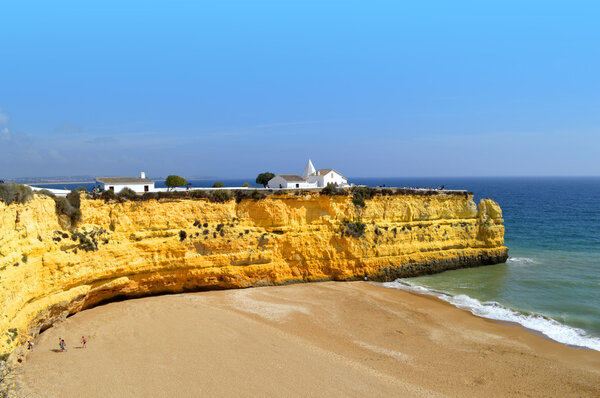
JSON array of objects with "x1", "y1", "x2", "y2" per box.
[
  {"x1": 59, "y1": 338, "x2": 63, "y2": 351},
  {"x1": 81, "y1": 336, "x2": 86, "y2": 348},
  {"x1": 61, "y1": 338, "x2": 67, "y2": 351},
  {"x1": 28, "y1": 340, "x2": 34, "y2": 351}
]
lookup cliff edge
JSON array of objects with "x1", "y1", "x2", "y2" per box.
[{"x1": 0, "y1": 191, "x2": 507, "y2": 358}]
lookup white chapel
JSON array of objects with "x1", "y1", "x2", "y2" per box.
[{"x1": 267, "y1": 159, "x2": 349, "y2": 189}]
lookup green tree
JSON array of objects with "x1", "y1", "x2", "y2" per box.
[
  {"x1": 165, "y1": 175, "x2": 187, "y2": 191},
  {"x1": 255, "y1": 172, "x2": 275, "y2": 188},
  {"x1": 242, "y1": 182, "x2": 250, "y2": 188},
  {"x1": 212, "y1": 181, "x2": 225, "y2": 188}
]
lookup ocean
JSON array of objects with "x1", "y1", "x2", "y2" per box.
[
  {"x1": 34, "y1": 177, "x2": 600, "y2": 350},
  {"x1": 358, "y1": 177, "x2": 599, "y2": 351}
]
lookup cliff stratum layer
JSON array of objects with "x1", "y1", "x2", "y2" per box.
[{"x1": 0, "y1": 193, "x2": 507, "y2": 357}]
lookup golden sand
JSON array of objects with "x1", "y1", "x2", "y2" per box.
[{"x1": 14, "y1": 282, "x2": 600, "y2": 397}]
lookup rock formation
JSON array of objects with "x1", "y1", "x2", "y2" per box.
[{"x1": 0, "y1": 191, "x2": 507, "y2": 358}]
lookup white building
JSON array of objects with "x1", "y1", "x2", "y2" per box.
[
  {"x1": 307, "y1": 168, "x2": 348, "y2": 188},
  {"x1": 96, "y1": 172, "x2": 155, "y2": 193},
  {"x1": 267, "y1": 174, "x2": 316, "y2": 189},
  {"x1": 268, "y1": 159, "x2": 348, "y2": 189}
]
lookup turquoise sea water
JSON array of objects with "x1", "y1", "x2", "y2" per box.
[
  {"x1": 355, "y1": 177, "x2": 599, "y2": 350},
  {"x1": 35, "y1": 177, "x2": 600, "y2": 349}
]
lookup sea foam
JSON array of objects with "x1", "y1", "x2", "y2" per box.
[
  {"x1": 506, "y1": 256, "x2": 540, "y2": 265},
  {"x1": 382, "y1": 280, "x2": 600, "y2": 351}
]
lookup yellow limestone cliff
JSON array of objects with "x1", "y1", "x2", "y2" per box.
[{"x1": 0, "y1": 192, "x2": 507, "y2": 357}]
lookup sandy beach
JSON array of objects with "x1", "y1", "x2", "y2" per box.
[{"x1": 13, "y1": 282, "x2": 600, "y2": 397}]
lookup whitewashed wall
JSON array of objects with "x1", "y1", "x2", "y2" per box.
[
  {"x1": 98, "y1": 182, "x2": 155, "y2": 193},
  {"x1": 308, "y1": 172, "x2": 348, "y2": 187},
  {"x1": 267, "y1": 176, "x2": 316, "y2": 189},
  {"x1": 267, "y1": 176, "x2": 287, "y2": 189}
]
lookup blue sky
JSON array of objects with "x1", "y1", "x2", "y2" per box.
[{"x1": 1, "y1": 0, "x2": 599, "y2": 178}]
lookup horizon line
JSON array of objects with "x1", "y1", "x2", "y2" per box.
[{"x1": 7, "y1": 175, "x2": 600, "y2": 183}]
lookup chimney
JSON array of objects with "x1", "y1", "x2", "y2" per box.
[{"x1": 140, "y1": 172, "x2": 146, "y2": 179}]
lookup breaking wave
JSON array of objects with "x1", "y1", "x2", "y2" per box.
[
  {"x1": 382, "y1": 280, "x2": 600, "y2": 351},
  {"x1": 506, "y1": 256, "x2": 540, "y2": 265}
]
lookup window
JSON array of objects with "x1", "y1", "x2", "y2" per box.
[
  {"x1": 296, "y1": 184, "x2": 299, "y2": 188},
  {"x1": 144, "y1": 185, "x2": 149, "y2": 192},
  {"x1": 109, "y1": 186, "x2": 114, "y2": 191}
]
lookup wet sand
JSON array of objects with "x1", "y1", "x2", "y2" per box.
[{"x1": 14, "y1": 282, "x2": 600, "y2": 397}]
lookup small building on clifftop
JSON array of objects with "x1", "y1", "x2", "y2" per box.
[
  {"x1": 96, "y1": 172, "x2": 155, "y2": 193},
  {"x1": 267, "y1": 159, "x2": 348, "y2": 189}
]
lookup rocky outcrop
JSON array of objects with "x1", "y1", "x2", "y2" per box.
[{"x1": 0, "y1": 192, "x2": 507, "y2": 358}]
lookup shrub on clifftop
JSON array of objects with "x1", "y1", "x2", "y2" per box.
[
  {"x1": 35, "y1": 189, "x2": 56, "y2": 198},
  {"x1": 118, "y1": 187, "x2": 137, "y2": 200},
  {"x1": 209, "y1": 189, "x2": 232, "y2": 203},
  {"x1": 320, "y1": 183, "x2": 347, "y2": 196},
  {"x1": 99, "y1": 189, "x2": 119, "y2": 202},
  {"x1": 66, "y1": 190, "x2": 82, "y2": 208},
  {"x1": 189, "y1": 190, "x2": 207, "y2": 199},
  {"x1": 351, "y1": 186, "x2": 376, "y2": 209},
  {"x1": 233, "y1": 189, "x2": 266, "y2": 203},
  {"x1": 54, "y1": 197, "x2": 81, "y2": 226},
  {"x1": 141, "y1": 192, "x2": 159, "y2": 200},
  {"x1": 0, "y1": 183, "x2": 33, "y2": 205},
  {"x1": 72, "y1": 186, "x2": 87, "y2": 193}
]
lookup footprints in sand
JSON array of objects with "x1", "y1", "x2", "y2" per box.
[
  {"x1": 228, "y1": 290, "x2": 311, "y2": 322},
  {"x1": 181, "y1": 289, "x2": 312, "y2": 322}
]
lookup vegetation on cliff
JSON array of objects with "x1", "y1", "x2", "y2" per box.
[
  {"x1": 320, "y1": 183, "x2": 348, "y2": 196},
  {"x1": 0, "y1": 183, "x2": 33, "y2": 205},
  {"x1": 56, "y1": 190, "x2": 83, "y2": 226},
  {"x1": 341, "y1": 219, "x2": 366, "y2": 238},
  {"x1": 0, "y1": 183, "x2": 83, "y2": 229},
  {"x1": 117, "y1": 187, "x2": 137, "y2": 200},
  {"x1": 0, "y1": 360, "x2": 15, "y2": 397},
  {"x1": 88, "y1": 187, "x2": 271, "y2": 204},
  {"x1": 35, "y1": 189, "x2": 56, "y2": 198}
]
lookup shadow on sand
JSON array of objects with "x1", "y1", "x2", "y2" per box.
[{"x1": 51, "y1": 346, "x2": 84, "y2": 352}]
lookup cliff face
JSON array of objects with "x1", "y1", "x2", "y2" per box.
[{"x1": 0, "y1": 193, "x2": 507, "y2": 357}]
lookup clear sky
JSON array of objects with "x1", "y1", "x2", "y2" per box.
[{"x1": 1, "y1": 0, "x2": 599, "y2": 178}]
